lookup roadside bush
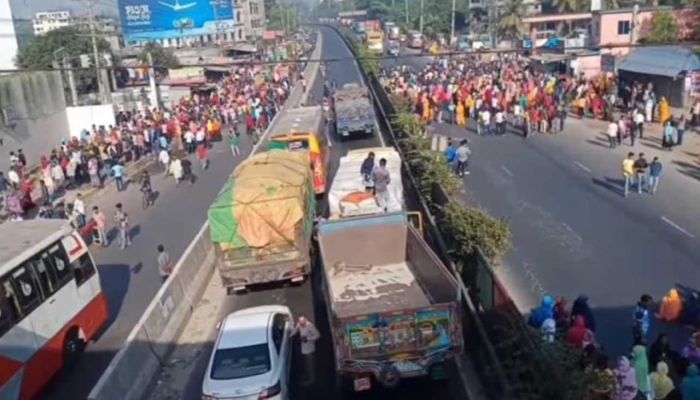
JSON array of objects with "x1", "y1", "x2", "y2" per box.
[
  {"x1": 443, "y1": 203, "x2": 511, "y2": 263},
  {"x1": 338, "y1": 27, "x2": 380, "y2": 76}
]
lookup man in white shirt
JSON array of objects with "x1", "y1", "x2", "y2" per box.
[
  {"x1": 158, "y1": 149, "x2": 170, "y2": 173},
  {"x1": 481, "y1": 109, "x2": 492, "y2": 135},
  {"x1": 7, "y1": 167, "x2": 19, "y2": 189},
  {"x1": 495, "y1": 110, "x2": 506, "y2": 136},
  {"x1": 608, "y1": 121, "x2": 619, "y2": 149},
  {"x1": 183, "y1": 129, "x2": 195, "y2": 154},
  {"x1": 73, "y1": 193, "x2": 86, "y2": 228},
  {"x1": 634, "y1": 110, "x2": 645, "y2": 139},
  {"x1": 195, "y1": 127, "x2": 206, "y2": 146},
  {"x1": 292, "y1": 315, "x2": 320, "y2": 385}
]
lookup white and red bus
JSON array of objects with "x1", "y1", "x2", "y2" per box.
[{"x1": 0, "y1": 219, "x2": 109, "y2": 400}]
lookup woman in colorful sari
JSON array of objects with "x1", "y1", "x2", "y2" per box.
[{"x1": 658, "y1": 97, "x2": 671, "y2": 125}]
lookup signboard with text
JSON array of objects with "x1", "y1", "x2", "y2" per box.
[{"x1": 118, "y1": 0, "x2": 235, "y2": 43}]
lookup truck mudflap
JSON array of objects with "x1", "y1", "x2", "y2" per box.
[{"x1": 339, "y1": 351, "x2": 453, "y2": 391}]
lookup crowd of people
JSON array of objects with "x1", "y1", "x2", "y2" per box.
[
  {"x1": 528, "y1": 291, "x2": 700, "y2": 399},
  {"x1": 380, "y1": 55, "x2": 699, "y2": 149},
  {"x1": 0, "y1": 61, "x2": 296, "y2": 233}
]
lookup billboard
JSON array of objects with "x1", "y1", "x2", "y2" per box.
[{"x1": 118, "y1": 0, "x2": 235, "y2": 43}]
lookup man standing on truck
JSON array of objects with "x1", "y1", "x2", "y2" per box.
[
  {"x1": 361, "y1": 151, "x2": 375, "y2": 192},
  {"x1": 292, "y1": 315, "x2": 320, "y2": 385},
  {"x1": 372, "y1": 158, "x2": 391, "y2": 212}
]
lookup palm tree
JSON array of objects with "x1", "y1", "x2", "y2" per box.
[{"x1": 499, "y1": 0, "x2": 526, "y2": 40}]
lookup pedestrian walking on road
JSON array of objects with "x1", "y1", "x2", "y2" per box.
[
  {"x1": 110, "y1": 161, "x2": 125, "y2": 192},
  {"x1": 455, "y1": 140, "x2": 471, "y2": 177},
  {"x1": 158, "y1": 148, "x2": 170, "y2": 173},
  {"x1": 662, "y1": 121, "x2": 675, "y2": 151},
  {"x1": 633, "y1": 294, "x2": 653, "y2": 345},
  {"x1": 292, "y1": 314, "x2": 320, "y2": 386},
  {"x1": 608, "y1": 120, "x2": 619, "y2": 148},
  {"x1": 229, "y1": 127, "x2": 241, "y2": 157},
  {"x1": 649, "y1": 157, "x2": 662, "y2": 195},
  {"x1": 157, "y1": 244, "x2": 173, "y2": 283},
  {"x1": 677, "y1": 115, "x2": 686, "y2": 146},
  {"x1": 634, "y1": 108, "x2": 645, "y2": 139},
  {"x1": 73, "y1": 193, "x2": 86, "y2": 228},
  {"x1": 114, "y1": 203, "x2": 131, "y2": 250},
  {"x1": 169, "y1": 157, "x2": 183, "y2": 187},
  {"x1": 622, "y1": 152, "x2": 635, "y2": 197},
  {"x1": 196, "y1": 143, "x2": 209, "y2": 170},
  {"x1": 633, "y1": 153, "x2": 648, "y2": 194},
  {"x1": 92, "y1": 206, "x2": 107, "y2": 246}
]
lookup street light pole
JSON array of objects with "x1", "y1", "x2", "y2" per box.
[{"x1": 405, "y1": 0, "x2": 409, "y2": 25}]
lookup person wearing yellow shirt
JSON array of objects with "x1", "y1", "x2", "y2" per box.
[{"x1": 622, "y1": 152, "x2": 636, "y2": 197}]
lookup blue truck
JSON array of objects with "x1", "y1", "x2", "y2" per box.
[{"x1": 332, "y1": 83, "x2": 376, "y2": 141}]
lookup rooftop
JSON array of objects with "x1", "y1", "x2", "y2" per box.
[
  {"x1": 0, "y1": 219, "x2": 73, "y2": 269},
  {"x1": 618, "y1": 46, "x2": 700, "y2": 77}
]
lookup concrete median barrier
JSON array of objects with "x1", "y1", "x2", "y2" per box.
[{"x1": 88, "y1": 32, "x2": 323, "y2": 400}]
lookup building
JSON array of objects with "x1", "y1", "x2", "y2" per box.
[
  {"x1": 236, "y1": 0, "x2": 266, "y2": 40},
  {"x1": 32, "y1": 10, "x2": 71, "y2": 36},
  {"x1": 0, "y1": 0, "x2": 18, "y2": 70}
]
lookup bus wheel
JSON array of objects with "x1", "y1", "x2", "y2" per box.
[{"x1": 63, "y1": 328, "x2": 86, "y2": 366}]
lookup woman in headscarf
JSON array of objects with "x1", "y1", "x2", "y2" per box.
[
  {"x1": 659, "y1": 97, "x2": 670, "y2": 125},
  {"x1": 528, "y1": 295, "x2": 554, "y2": 329},
  {"x1": 649, "y1": 333, "x2": 679, "y2": 372},
  {"x1": 613, "y1": 356, "x2": 638, "y2": 400},
  {"x1": 633, "y1": 344, "x2": 651, "y2": 398},
  {"x1": 571, "y1": 294, "x2": 596, "y2": 332},
  {"x1": 650, "y1": 361, "x2": 674, "y2": 400},
  {"x1": 682, "y1": 364, "x2": 700, "y2": 400},
  {"x1": 657, "y1": 289, "x2": 682, "y2": 322},
  {"x1": 682, "y1": 332, "x2": 700, "y2": 365},
  {"x1": 567, "y1": 315, "x2": 595, "y2": 350}
]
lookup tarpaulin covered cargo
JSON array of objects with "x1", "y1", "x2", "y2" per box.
[{"x1": 208, "y1": 150, "x2": 315, "y2": 256}]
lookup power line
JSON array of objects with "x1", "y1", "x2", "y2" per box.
[{"x1": 2, "y1": 39, "x2": 698, "y2": 73}]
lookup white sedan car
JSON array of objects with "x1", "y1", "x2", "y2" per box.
[{"x1": 202, "y1": 306, "x2": 293, "y2": 400}]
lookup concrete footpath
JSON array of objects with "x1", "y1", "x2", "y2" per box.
[{"x1": 87, "y1": 32, "x2": 323, "y2": 400}]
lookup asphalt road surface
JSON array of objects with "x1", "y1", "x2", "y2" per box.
[
  {"x1": 37, "y1": 112, "x2": 261, "y2": 399},
  {"x1": 381, "y1": 50, "x2": 700, "y2": 357},
  {"x1": 173, "y1": 26, "x2": 465, "y2": 400}
]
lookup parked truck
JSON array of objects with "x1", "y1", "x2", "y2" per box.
[
  {"x1": 207, "y1": 150, "x2": 315, "y2": 294},
  {"x1": 332, "y1": 83, "x2": 376, "y2": 140},
  {"x1": 316, "y1": 212, "x2": 463, "y2": 392},
  {"x1": 327, "y1": 147, "x2": 404, "y2": 218}
]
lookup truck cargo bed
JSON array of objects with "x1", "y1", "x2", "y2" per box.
[{"x1": 329, "y1": 261, "x2": 430, "y2": 318}]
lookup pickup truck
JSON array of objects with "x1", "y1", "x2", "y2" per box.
[
  {"x1": 332, "y1": 83, "x2": 376, "y2": 141},
  {"x1": 316, "y1": 212, "x2": 463, "y2": 392},
  {"x1": 207, "y1": 150, "x2": 315, "y2": 293}
]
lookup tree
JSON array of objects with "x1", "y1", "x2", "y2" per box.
[
  {"x1": 646, "y1": 10, "x2": 680, "y2": 43},
  {"x1": 499, "y1": 0, "x2": 526, "y2": 40},
  {"x1": 267, "y1": 3, "x2": 299, "y2": 32},
  {"x1": 138, "y1": 42, "x2": 180, "y2": 73},
  {"x1": 16, "y1": 26, "x2": 113, "y2": 95}
]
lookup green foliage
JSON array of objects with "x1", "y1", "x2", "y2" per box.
[
  {"x1": 268, "y1": 3, "x2": 299, "y2": 32},
  {"x1": 646, "y1": 10, "x2": 680, "y2": 43},
  {"x1": 389, "y1": 93, "x2": 412, "y2": 114},
  {"x1": 15, "y1": 26, "x2": 112, "y2": 94},
  {"x1": 391, "y1": 112, "x2": 511, "y2": 263},
  {"x1": 443, "y1": 203, "x2": 511, "y2": 263},
  {"x1": 552, "y1": 0, "x2": 588, "y2": 13},
  {"x1": 339, "y1": 27, "x2": 381, "y2": 76},
  {"x1": 499, "y1": 0, "x2": 526, "y2": 40},
  {"x1": 138, "y1": 42, "x2": 180, "y2": 71}
]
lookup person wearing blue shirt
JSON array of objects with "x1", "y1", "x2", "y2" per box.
[
  {"x1": 648, "y1": 157, "x2": 662, "y2": 195},
  {"x1": 111, "y1": 162, "x2": 125, "y2": 192},
  {"x1": 159, "y1": 135, "x2": 168, "y2": 151},
  {"x1": 662, "y1": 122, "x2": 675, "y2": 151},
  {"x1": 445, "y1": 141, "x2": 457, "y2": 169},
  {"x1": 633, "y1": 294, "x2": 653, "y2": 345}
]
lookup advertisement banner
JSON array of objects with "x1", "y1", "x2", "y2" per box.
[{"x1": 118, "y1": 0, "x2": 235, "y2": 43}]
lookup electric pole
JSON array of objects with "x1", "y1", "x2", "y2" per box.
[
  {"x1": 405, "y1": 0, "x2": 409, "y2": 25},
  {"x1": 450, "y1": 0, "x2": 456, "y2": 46},
  {"x1": 147, "y1": 52, "x2": 159, "y2": 108},
  {"x1": 419, "y1": 0, "x2": 424, "y2": 35},
  {"x1": 81, "y1": 0, "x2": 107, "y2": 103},
  {"x1": 64, "y1": 56, "x2": 78, "y2": 106}
]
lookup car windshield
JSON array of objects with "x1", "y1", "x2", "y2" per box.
[{"x1": 210, "y1": 344, "x2": 271, "y2": 380}]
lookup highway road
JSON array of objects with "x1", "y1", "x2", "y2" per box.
[
  {"x1": 382, "y1": 51, "x2": 700, "y2": 357},
  {"x1": 166, "y1": 26, "x2": 467, "y2": 400},
  {"x1": 37, "y1": 107, "x2": 263, "y2": 399}
]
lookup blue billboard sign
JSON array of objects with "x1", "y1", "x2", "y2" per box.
[{"x1": 118, "y1": 0, "x2": 235, "y2": 43}]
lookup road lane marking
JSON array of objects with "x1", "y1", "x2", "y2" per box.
[
  {"x1": 501, "y1": 165, "x2": 514, "y2": 177},
  {"x1": 661, "y1": 216, "x2": 695, "y2": 238},
  {"x1": 574, "y1": 161, "x2": 592, "y2": 173}
]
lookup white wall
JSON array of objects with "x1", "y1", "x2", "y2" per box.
[
  {"x1": 66, "y1": 104, "x2": 116, "y2": 138},
  {"x1": 0, "y1": 0, "x2": 18, "y2": 70}
]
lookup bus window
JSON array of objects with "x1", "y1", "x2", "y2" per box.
[
  {"x1": 30, "y1": 258, "x2": 56, "y2": 298},
  {"x1": 0, "y1": 283, "x2": 18, "y2": 336},
  {"x1": 72, "y1": 253, "x2": 96, "y2": 286},
  {"x1": 45, "y1": 244, "x2": 73, "y2": 287},
  {"x1": 9, "y1": 266, "x2": 41, "y2": 317}
]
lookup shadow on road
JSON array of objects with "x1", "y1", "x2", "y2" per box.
[
  {"x1": 97, "y1": 263, "x2": 132, "y2": 328},
  {"x1": 586, "y1": 139, "x2": 611, "y2": 149},
  {"x1": 672, "y1": 159, "x2": 700, "y2": 181},
  {"x1": 591, "y1": 177, "x2": 624, "y2": 197}
]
